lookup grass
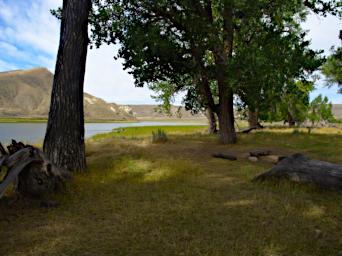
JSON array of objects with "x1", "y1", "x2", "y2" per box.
[
  {"x1": 92, "y1": 125, "x2": 207, "y2": 140},
  {"x1": 1, "y1": 126, "x2": 342, "y2": 255},
  {"x1": 0, "y1": 117, "x2": 48, "y2": 123}
]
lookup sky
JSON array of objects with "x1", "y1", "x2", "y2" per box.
[{"x1": 0, "y1": 0, "x2": 341, "y2": 104}]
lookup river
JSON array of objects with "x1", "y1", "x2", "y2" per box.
[{"x1": 0, "y1": 121, "x2": 204, "y2": 145}]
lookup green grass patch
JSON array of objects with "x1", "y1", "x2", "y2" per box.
[
  {"x1": 91, "y1": 125, "x2": 207, "y2": 140},
  {"x1": 0, "y1": 117, "x2": 48, "y2": 123}
]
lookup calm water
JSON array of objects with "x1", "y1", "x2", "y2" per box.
[{"x1": 0, "y1": 121, "x2": 204, "y2": 145}]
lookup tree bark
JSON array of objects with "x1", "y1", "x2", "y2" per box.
[
  {"x1": 0, "y1": 141, "x2": 70, "y2": 199},
  {"x1": 206, "y1": 107, "x2": 218, "y2": 134},
  {"x1": 43, "y1": 0, "x2": 91, "y2": 172},
  {"x1": 217, "y1": 88, "x2": 236, "y2": 144},
  {"x1": 287, "y1": 113, "x2": 296, "y2": 127},
  {"x1": 213, "y1": 2, "x2": 237, "y2": 144},
  {"x1": 248, "y1": 109, "x2": 259, "y2": 128}
]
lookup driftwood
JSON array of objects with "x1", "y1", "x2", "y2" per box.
[
  {"x1": 0, "y1": 140, "x2": 71, "y2": 199},
  {"x1": 212, "y1": 153, "x2": 237, "y2": 161},
  {"x1": 253, "y1": 153, "x2": 342, "y2": 190}
]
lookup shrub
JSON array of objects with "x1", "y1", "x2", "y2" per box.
[{"x1": 152, "y1": 129, "x2": 168, "y2": 143}]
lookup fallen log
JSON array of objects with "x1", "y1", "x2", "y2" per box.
[
  {"x1": 240, "y1": 126, "x2": 258, "y2": 134},
  {"x1": 253, "y1": 153, "x2": 342, "y2": 190},
  {"x1": 0, "y1": 140, "x2": 71, "y2": 199},
  {"x1": 0, "y1": 142, "x2": 7, "y2": 155},
  {"x1": 212, "y1": 153, "x2": 237, "y2": 161},
  {"x1": 249, "y1": 150, "x2": 271, "y2": 157}
]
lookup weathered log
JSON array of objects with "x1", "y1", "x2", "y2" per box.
[
  {"x1": 0, "y1": 141, "x2": 71, "y2": 199},
  {"x1": 0, "y1": 156, "x2": 7, "y2": 167},
  {"x1": 0, "y1": 156, "x2": 36, "y2": 198},
  {"x1": 253, "y1": 153, "x2": 342, "y2": 190},
  {"x1": 212, "y1": 153, "x2": 237, "y2": 161},
  {"x1": 239, "y1": 126, "x2": 259, "y2": 134},
  {"x1": 0, "y1": 142, "x2": 7, "y2": 155},
  {"x1": 250, "y1": 150, "x2": 271, "y2": 157}
]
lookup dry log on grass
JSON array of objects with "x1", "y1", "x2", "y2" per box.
[
  {"x1": 0, "y1": 140, "x2": 71, "y2": 199},
  {"x1": 212, "y1": 153, "x2": 237, "y2": 161},
  {"x1": 240, "y1": 126, "x2": 258, "y2": 134},
  {"x1": 249, "y1": 150, "x2": 271, "y2": 157},
  {"x1": 253, "y1": 153, "x2": 342, "y2": 190},
  {"x1": 240, "y1": 123, "x2": 264, "y2": 134}
]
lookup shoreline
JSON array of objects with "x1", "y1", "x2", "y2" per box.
[{"x1": 0, "y1": 117, "x2": 207, "y2": 124}]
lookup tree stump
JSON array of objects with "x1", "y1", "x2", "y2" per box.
[
  {"x1": 253, "y1": 153, "x2": 342, "y2": 190},
  {"x1": 0, "y1": 140, "x2": 71, "y2": 199}
]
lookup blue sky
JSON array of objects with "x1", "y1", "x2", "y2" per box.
[{"x1": 0, "y1": 0, "x2": 341, "y2": 104}]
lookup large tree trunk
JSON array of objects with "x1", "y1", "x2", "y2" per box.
[
  {"x1": 43, "y1": 0, "x2": 91, "y2": 172},
  {"x1": 287, "y1": 113, "x2": 296, "y2": 127},
  {"x1": 206, "y1": 107, "x2": 218, "y2": 134},
  {"x1": 214, "y1": 2, "x2": 236, "y2": 144},
  {"x1": 248, "y1": 109, "x2": 259, "y2": 128},
  {"x1": 217, "y1": 87, "x2": 237, "y2": 144}
]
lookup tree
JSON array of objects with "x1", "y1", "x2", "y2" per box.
[
  {"x1": 308, "y1": 95, "x2": 335, "y2": 126},
  {"x1": 91, "y1": 0, "x2": 340, "y2": 144},
  {"x1": 322, "y1": 46, "x2": 342, "y2": 93},
  {"x1": 279, "y1": 81, "x2": 314, "y2": 127},
  {"x1": 44, "y1": 0, "x2": 92, "y2": 172}
]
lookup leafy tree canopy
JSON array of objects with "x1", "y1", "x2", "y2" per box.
[{"x1": 322, "y1": 46, "x2": 342, "y2": 93}]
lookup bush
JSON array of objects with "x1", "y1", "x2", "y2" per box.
[
  {"x1": 152, "y1": 129, "x2": 168, "y2": 143},
  {"x1": 292, "y1": 129, "x2": 301, "y2": 134}
]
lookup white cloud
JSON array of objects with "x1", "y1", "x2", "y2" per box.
[
  {"x1": 0, "y1": 59, "x2": 18, "y2": 71},
  {"x1": 0, "y1": 0, "x2": 61, "y2": 70},
  {"x1": 0, "y1": 1, "x2": 15, "y2": 21},
  {"x1": 84, "y1": 45, "x2": 157, "y2": 104},
  {"x1": 302, "y1": 13, "x2": 342, "y2": 54}
]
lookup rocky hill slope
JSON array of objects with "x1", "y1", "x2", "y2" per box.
[
  {"x1": 128, "y1": 105, "x2": 205, "y2": 120},
  {"x1": 332, "y1": 104, "x2": 342, "y2": 119},
  {"x1": 0, "y1": 68, "x2": 135, "y2": 120}
]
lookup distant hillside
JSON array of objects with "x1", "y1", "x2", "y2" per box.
[
  {"x1": 332, "y1": 104, "x2": 342, "y2": 119},
  {"x1": 128, "y1": 104, "x2": 205, "y2": 120},
  {"x1": 0, "y1": 68, "x2": 135, "y2": 121}
]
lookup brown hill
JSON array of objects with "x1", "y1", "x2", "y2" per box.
[
  {"x1": 332, "y1": 104, "x2": 342, "y2": 119},
  {"x1": 128, "y1": 104, "x2": 205, "y2": 120},
  {"x1": 0, "y1": 68, "x2": 135, "y2": 121}
]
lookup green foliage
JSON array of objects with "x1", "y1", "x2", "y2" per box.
[
  {"x1": 50, "y1": 7, "x2": 63, "y2": 19},
  {"x1": 152, "y1": 129, "x2": 168, "y2": 144},
  {"x1": 322, "y1": 46, "x2": 342, "y2": 93},
  {"x1": 308, "y1": 95, "x2": 335, "y2": 125},
  {"x1": 259, "y1": 81, "x2": 315, "y2": 125},
  {"x1": 258, "y1": 82, "x2": 336, "y2": 126}
]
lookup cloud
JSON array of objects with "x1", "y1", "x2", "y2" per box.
[
  {"x1": 0, "y1": 59, "x2": 18, "y2": 71},
  {"x1": 84, "y1": 45, "x2": 158, "y2": 104},
  {"x1": 302, "y1": 13, "x2": 342, "y2": 54},
  {"x1": 0, "y1": 0, "x2": 61, "y2": 70}
]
